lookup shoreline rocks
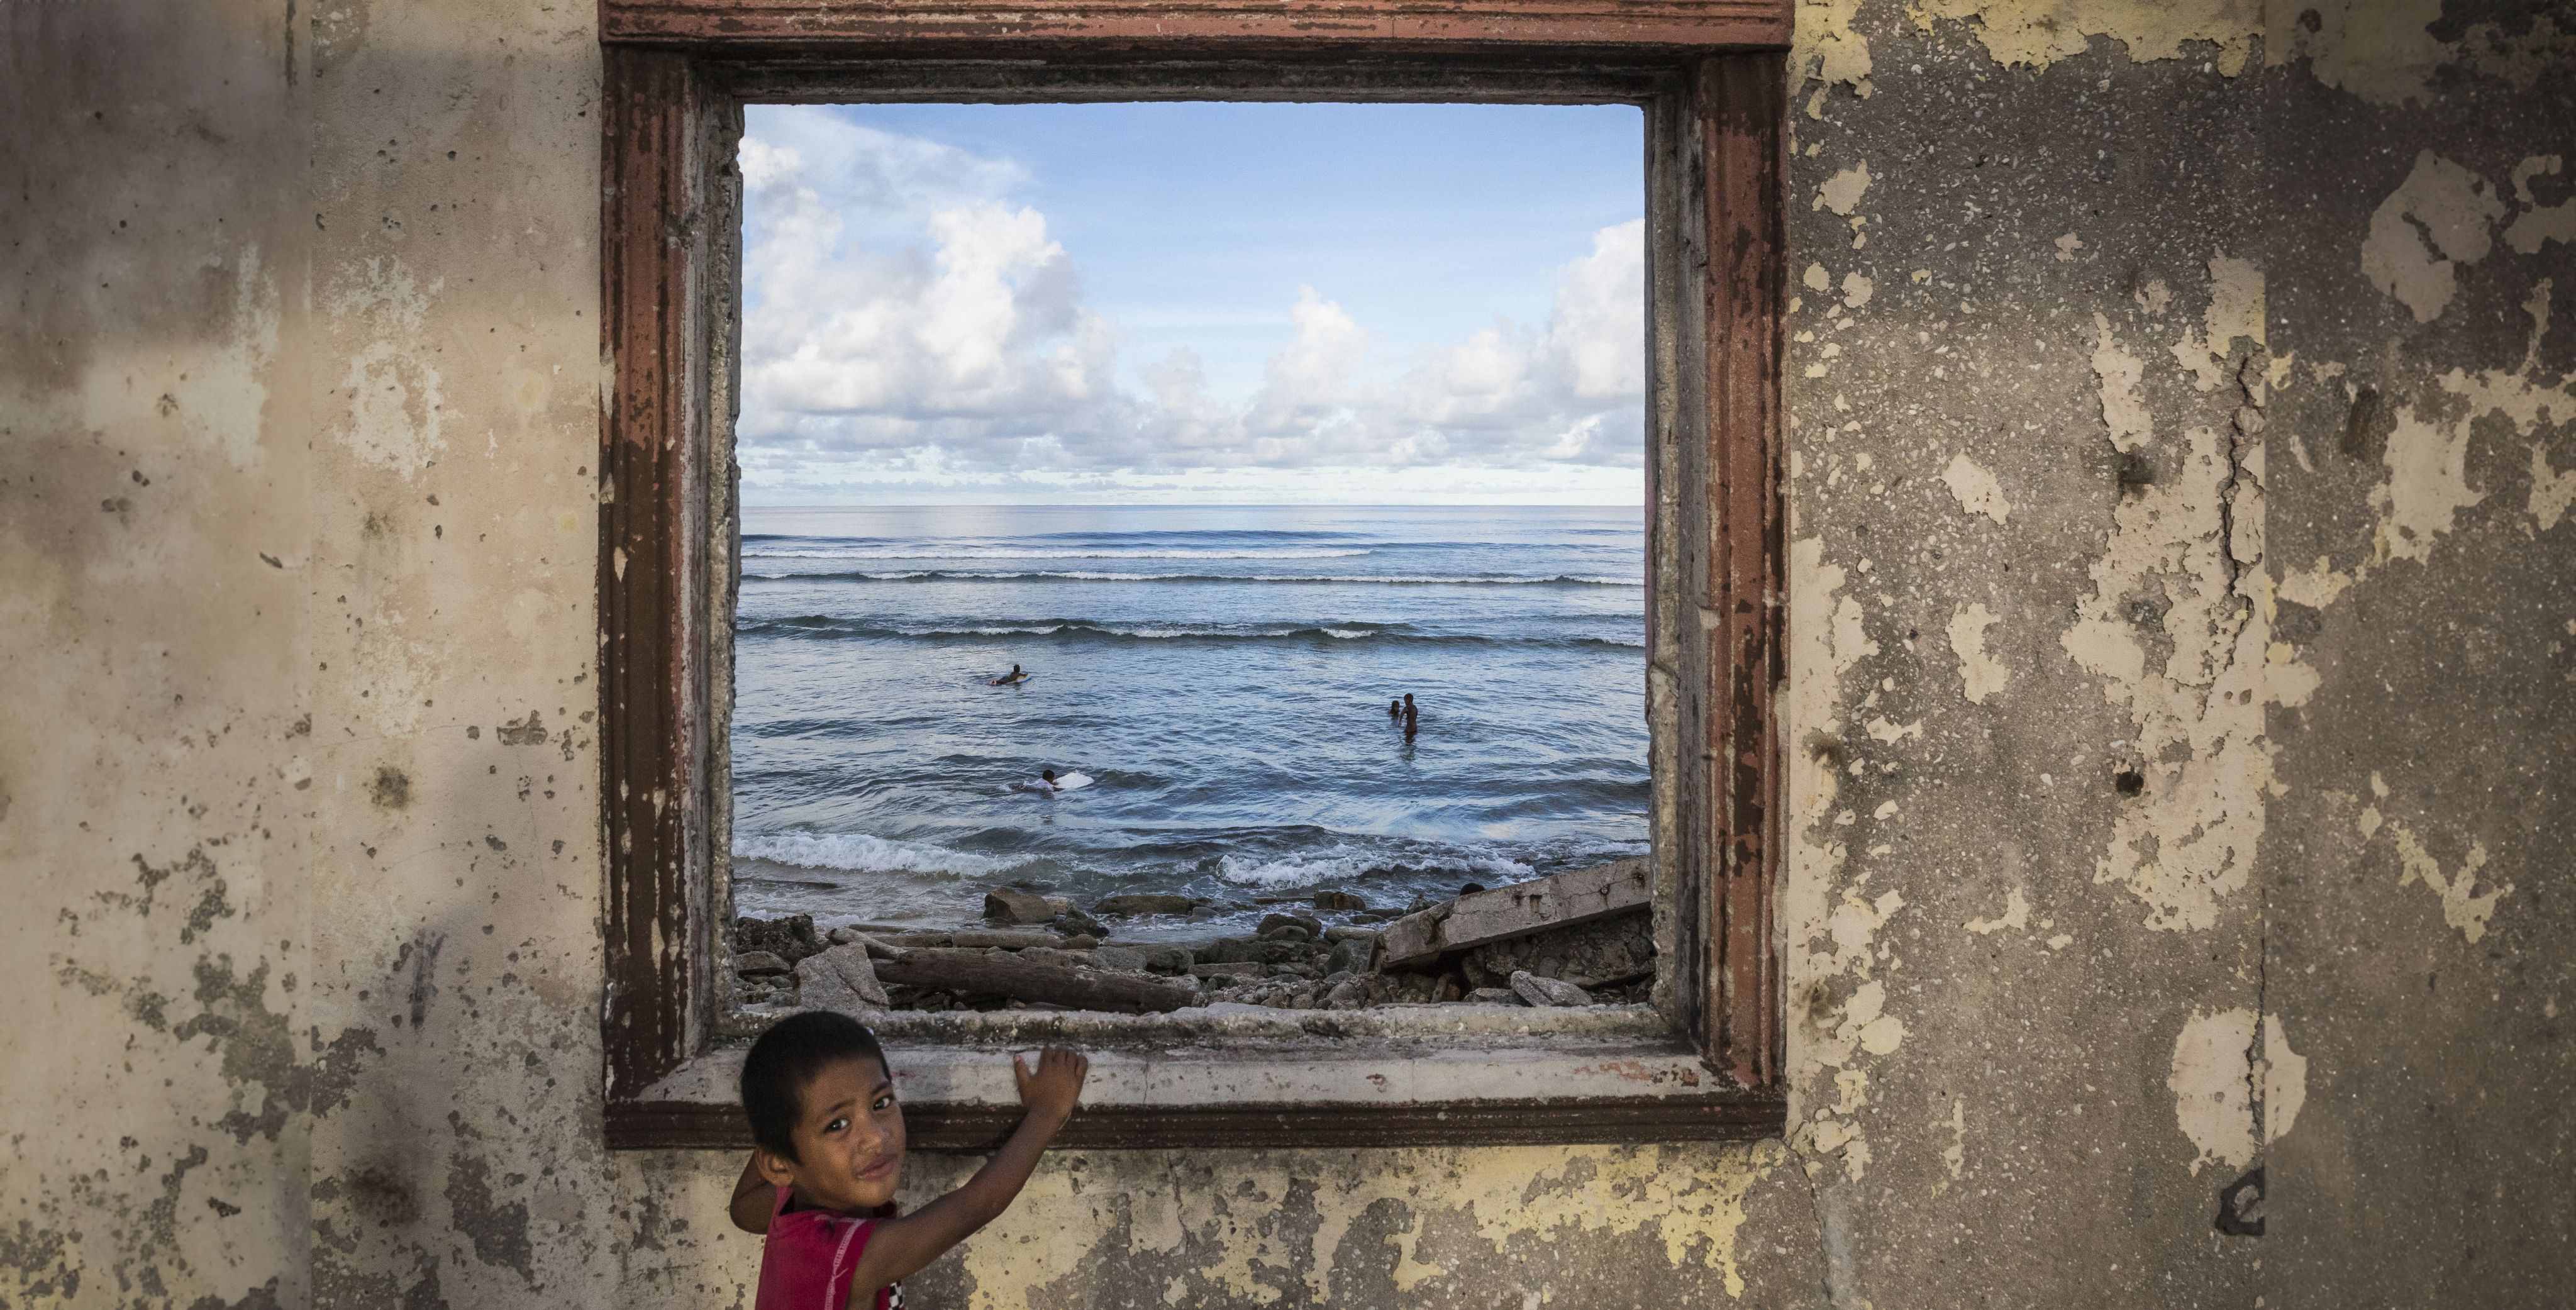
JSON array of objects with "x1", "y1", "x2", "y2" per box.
[{"x1": 733, "y1": 861, "x2": 1656, "y2": 1015}]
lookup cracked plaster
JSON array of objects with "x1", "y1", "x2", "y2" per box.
[{"x1": 5, "y1": 1, "x2": 2572, "y2": 1307}]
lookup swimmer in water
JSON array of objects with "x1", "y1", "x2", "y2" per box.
[
  {"x1": 1387, "y1": 697, "x2": 1402, "y2": 721},
  {"x1": 989, "y1": 663, "x2": 1028, "y2": 687},
  {"x1": 1402, "y1": 692, "x2": 1419, "y2": 738}
]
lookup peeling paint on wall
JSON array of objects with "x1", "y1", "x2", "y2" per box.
[
  {"x1": 1906, "y1": 0, "x2": 2258, "y2": 75},
  {"x1": 2362, "y1": 152, "x2": 2508, "y2": 323},
  {"x1": 2091, "y1": 314, "x2": 2156, "y2": 451},
  {"x1": 2262, "y1": 1018, "x2": 2307, "y2": 1146},
  {"x1": 2063, "y1": 308, "x2": 2273, "y2": 932},
  {"x1": 1963, "y1": 887, "x2": 2029, "y2": 935},
  {"x1": 2169, "y1": 1007, "x2": 2257, "y2": 1175},
  {"x1": 1794, "y1": 0, "x2": 1875, "y2": 101},
  {"x1": 2273, "y1": 0, "x2": 2576, "y2": 108},
  {"x1": 1945, "y1": 602, "x2": 2009, "y2": 702},
  {"x1": 13, "y1": 1, "x2": 2573, "y2": 1307},
  {"x1": 1819, "y1": 161, "x2": 1872, "y2": 216},
  {"x1": 1940, "y1": 453, "x2": 2010, "y2": 523},
  {"x1": 2358, "y1": 775, "x2": 2513, "y2": 943},
  {"x1": 934, "y1": 1144, "x2": 1787, "y2": 1307}
]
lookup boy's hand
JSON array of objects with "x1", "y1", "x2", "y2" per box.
[{"x1": 1012, "y1": 1045, "x2": 1089, "y2": 1128}]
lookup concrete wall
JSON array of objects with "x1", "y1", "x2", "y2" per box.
[{"x1": 4, "y1": 1, "x2": 2567, "y2": 1306}]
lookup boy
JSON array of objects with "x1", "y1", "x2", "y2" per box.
[{"x1": 729, "y1": 1013, "x2": 1089, "y2": 1309}]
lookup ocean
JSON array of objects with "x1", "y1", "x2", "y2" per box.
[{"x1": 726, "y1": 504, "x2": 1648, "y2": 941}]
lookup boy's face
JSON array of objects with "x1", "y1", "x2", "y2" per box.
[{"x1": 755, "y1": 1055, "x2": 906, "y2": 1213}]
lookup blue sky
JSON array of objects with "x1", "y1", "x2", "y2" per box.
[{"x1": 738, "y1": 102, "x2": 1646, "y2": 504}]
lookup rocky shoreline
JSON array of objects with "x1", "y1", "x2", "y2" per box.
[{"x1": 730, "y1": 857, "x2": 1654, "y2": 1016}]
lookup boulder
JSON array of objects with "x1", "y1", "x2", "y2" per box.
[
  {"x1": 1091, "y1": 945, "x2": 1149, "y2": 972},
  {"x1": 736, "y1": 914, "x2": 827, "y2": 964},
  {"x1": 1257, "y1": 923, "x2": 1313, "y2": 943},
  {"x1": 795, "y1": 945, "x2": 891, "y2": 1011},
  {"x1": 1199, "y1": 938, "x2": 1262, "y2": 965},
  {"x1": 1326, "y1": 936, "x2": 1376, "y2": 975},
  {"x1": 734, "y1": 950, "x2": 791, "y2": 978},
  {"x1": 984, "y1": 887, "x2": 1058, "y2": 924},
  {"x1": 1094, "y1": 893, "x2": 1196, "y2": 917},
  {"x1": 1507, "y1": 970, "x2": 1592, "y2": 1007},
  {"x1": 1313, "y1": 890, "x2": 1367, "y2": 911},
  {"x1": 1137, "y1": 944, "x2": 1194, "y2": 973},
  {"x1": 1468, "y1": 987, "x2": 1525, "y2": 1005},
  {"x1": 1053, "y1": 909, "x2": 1108, "y2": 938},
  {"x1": 1257, "y1": 911, "x2": 1321, "y2": 937}
]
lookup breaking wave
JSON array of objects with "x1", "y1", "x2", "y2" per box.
[
  {"x1": 745, "y1": 569, "x2": 1640, "y2": 587},
  {"x1": 735, "y1": 614, "x2": 1641, "y2": 648},
  {"x1": 733, "y1": 831, "x2": 1028, "y2": 879}
]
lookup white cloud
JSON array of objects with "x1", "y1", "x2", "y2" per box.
[{"x1": 737, "y1": 109, "x2": 1644, "y2": 502}]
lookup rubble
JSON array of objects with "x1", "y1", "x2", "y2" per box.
[
  {"x1": 1462, "y1": 911, "x2": 1652, "y2": 990},
  {"x1": 1508, "y1": 970, "x2": 1592, "y2": 1007},
  {"x1": 736, "y1": 913, "x2": 827, "y2": 964},
  {"x1": 733, "y1": 950, "x2": 792, "y2": 979},
  {"x1": 733, "y1": 861, "x2": 1655, "y2": 1016},
  {"x1": 983, "y1": 887, "x2": 1057, "y2": 924},
  {"x1": 795, "y1": 945, "x2": 891, "y2": 1011},
  {"x1": 1374, "y1": 857, "x2": 1649, "y2": 971},
  {"x1": 875, "y1": 948, "x2": 1196, "y2": 1014}
]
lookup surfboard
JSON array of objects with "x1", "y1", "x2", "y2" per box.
[{"x1": 988, "y1": 672, "x2": 1033, "y2": 686}]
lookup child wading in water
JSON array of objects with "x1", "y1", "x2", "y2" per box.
[{"x1": 729, "y1": 1013, "x2": 1090, "y2": 1309}]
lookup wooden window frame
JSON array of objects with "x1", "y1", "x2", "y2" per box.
[{"x1": 597, "y1": 0, "x2": 1790, "y2": 1150}]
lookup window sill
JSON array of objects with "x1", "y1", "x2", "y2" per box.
[{"x1": 610, "y1": 1003, "x2": 1784, "y2": 1150}]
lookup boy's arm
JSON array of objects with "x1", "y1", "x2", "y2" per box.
[
  {"x1": 842, "y1": 1046, "x2": 1088, "y2": 1299},
  {"x1": 730, "y1": 1153, "x2": 774, "y2": 1234}
]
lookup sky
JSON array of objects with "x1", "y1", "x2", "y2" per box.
[{"x1": 737, "y1": 102, "x2": 1646, "y2": 505}]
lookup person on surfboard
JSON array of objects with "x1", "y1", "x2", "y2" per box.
[{"x1": 989, "y1": 664, "x2": 1029, "y2": 687}]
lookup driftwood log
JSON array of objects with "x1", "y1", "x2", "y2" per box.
[{"x1": 875, "y1": 948, "x2": 1196, "y2": 1013}]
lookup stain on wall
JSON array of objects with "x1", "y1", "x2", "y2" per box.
[{"x1": 4, "y1": 1, "x2": 2568, "y2": 1306}]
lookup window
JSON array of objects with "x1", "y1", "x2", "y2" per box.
[{"x1": 596, "y1": 0, "x2": 1791, "y2": 1150}]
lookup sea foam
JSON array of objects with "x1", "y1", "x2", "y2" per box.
[{"x1": 734, "y1": 831, "x2": 1021, "y2": 879}]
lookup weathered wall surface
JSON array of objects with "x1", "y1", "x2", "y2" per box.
[{"x1": 4, "y1": 1, "x2": 2567, "y2": 1307}]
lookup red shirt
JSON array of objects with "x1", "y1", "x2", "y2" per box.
[{"x1": 756, "y1": 1186, "x2": 903, "y2": 1310}]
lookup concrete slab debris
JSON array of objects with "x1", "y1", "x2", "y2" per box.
[{"x1": 1375, "y1": 857, "x2": 1651, "y2": 972}]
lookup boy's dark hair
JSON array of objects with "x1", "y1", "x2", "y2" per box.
[{"x1": 740, "y1": 1011, "x2": 887, "y2": 1162}]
